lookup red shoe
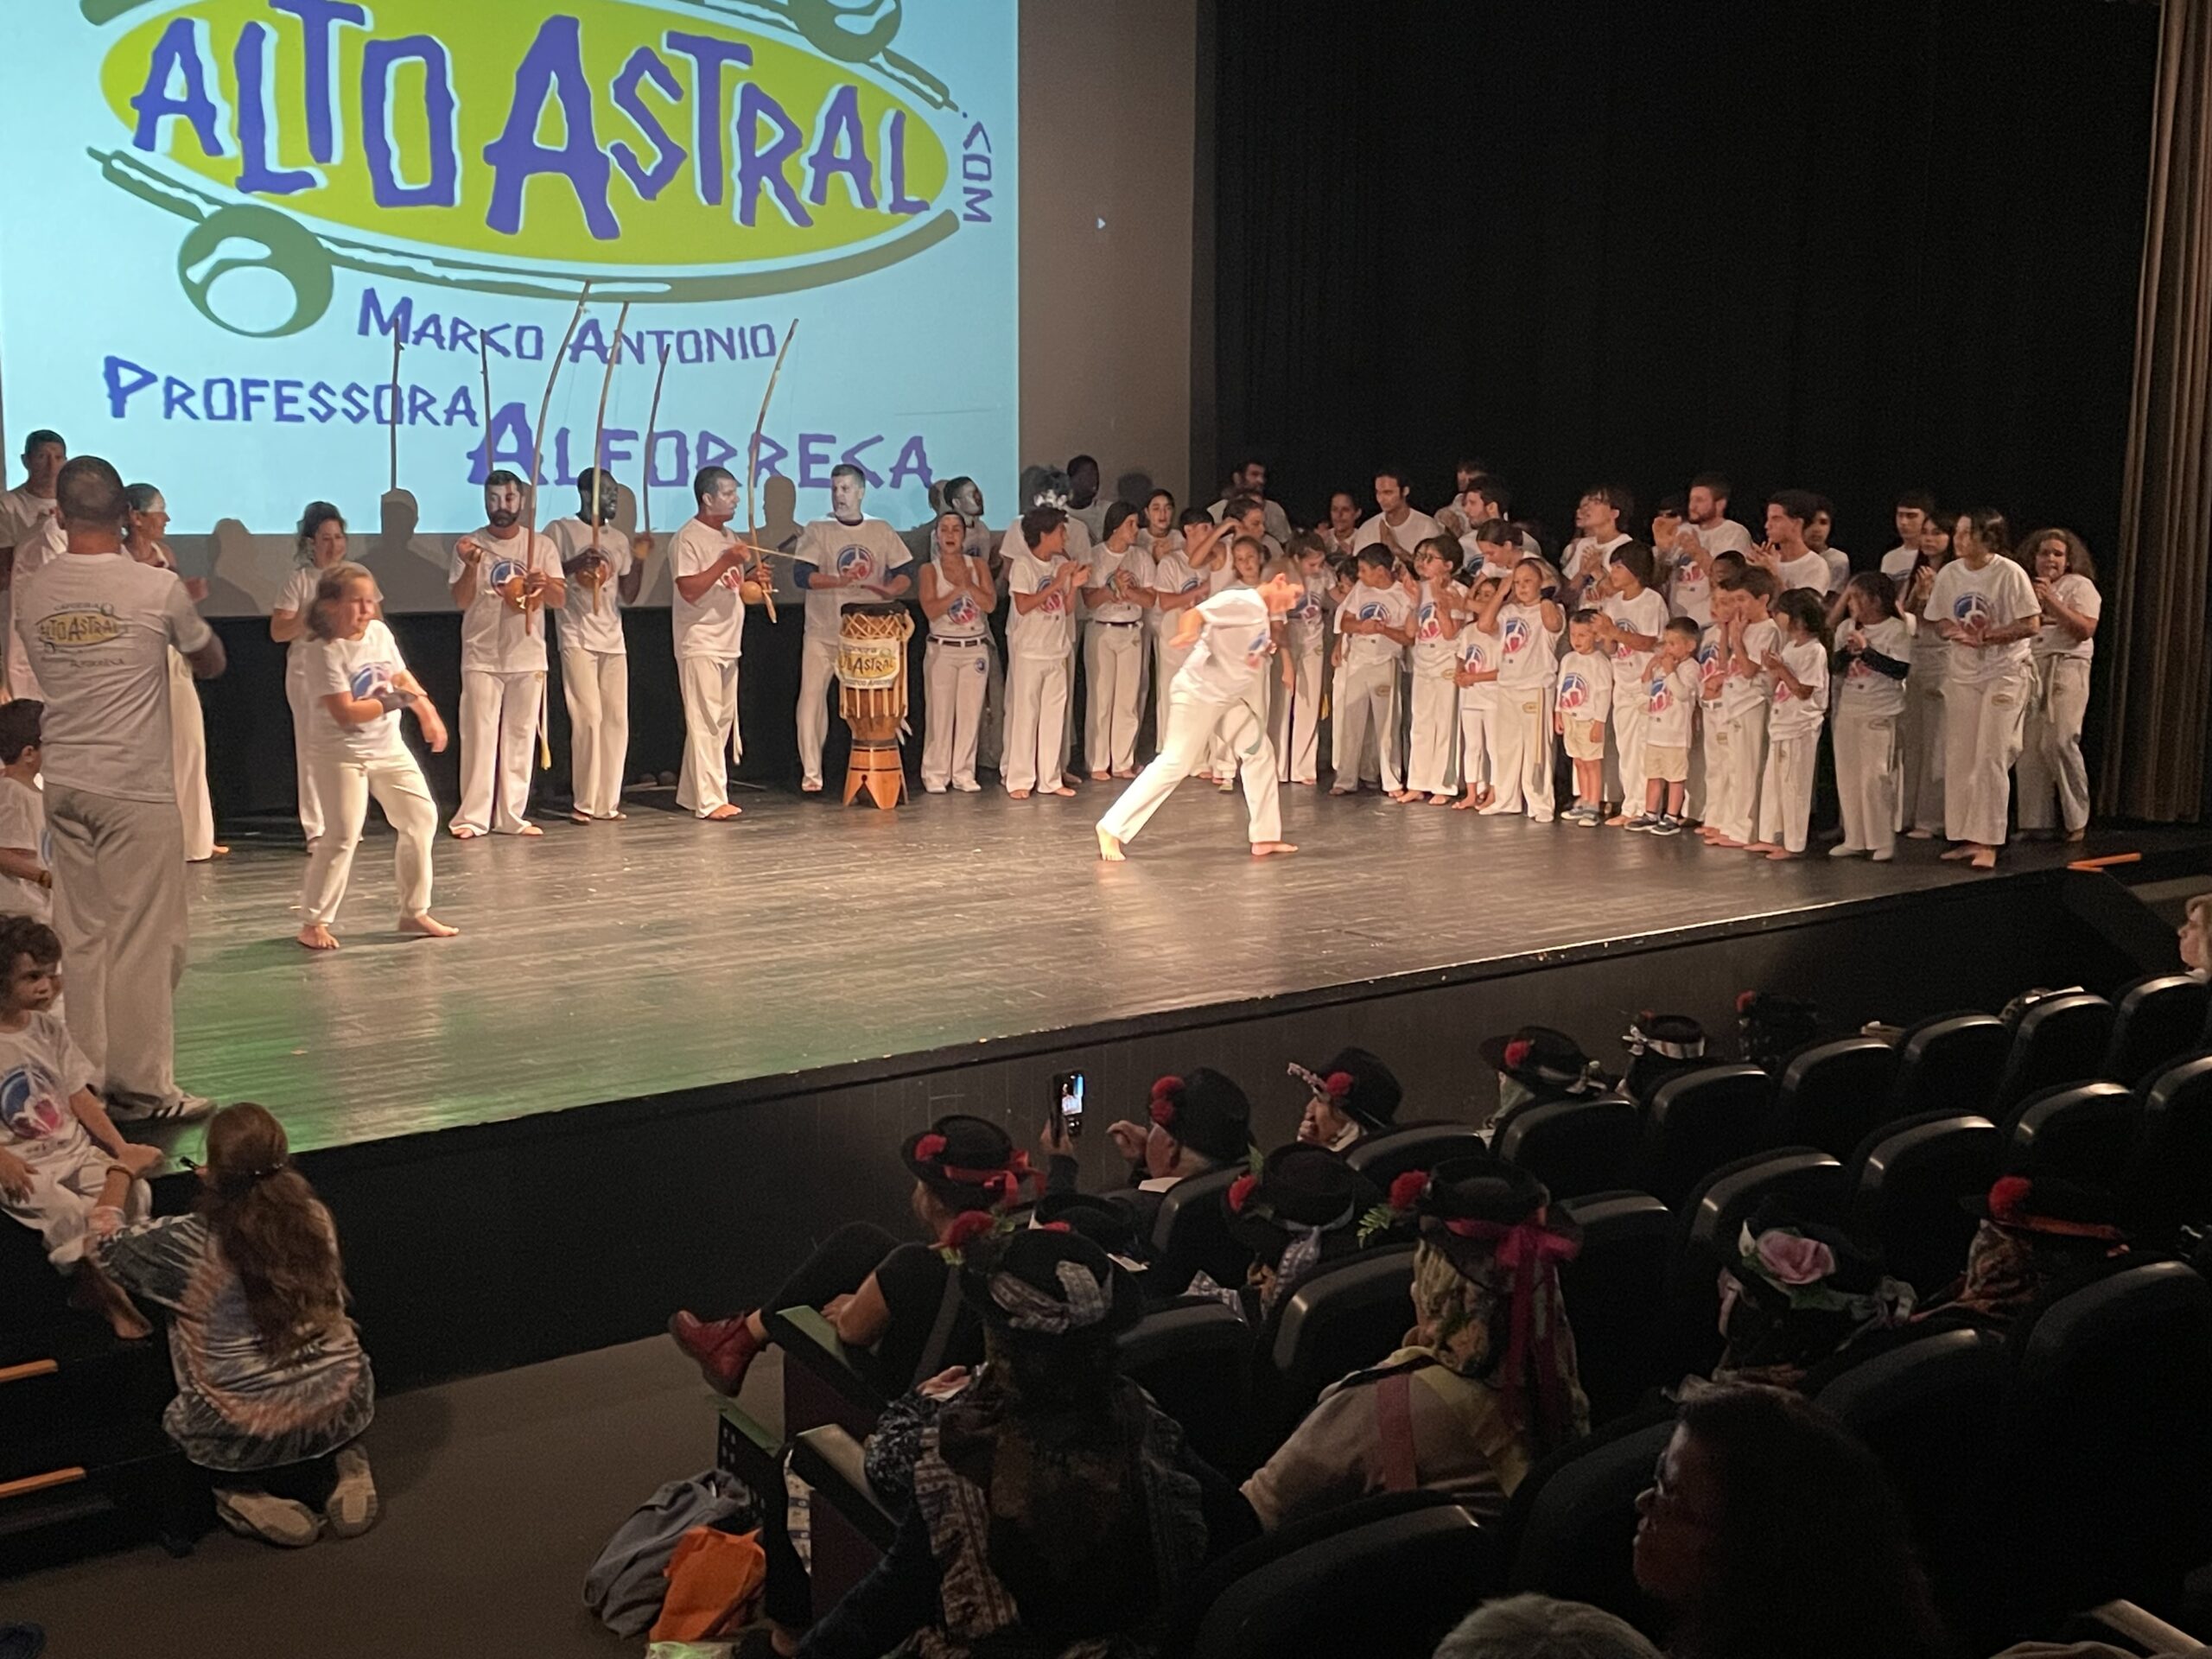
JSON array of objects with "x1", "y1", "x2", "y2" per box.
[{"x1": 667, "y1": 1310, "x2": 765, "y2": 1395}]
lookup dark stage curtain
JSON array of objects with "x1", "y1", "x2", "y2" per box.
[{"x1": 1210, "y1": 0, "x2": 2158, "y2": 587}]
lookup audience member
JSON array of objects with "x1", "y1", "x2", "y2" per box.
[
  {"x1": 1435, "y1": 1594, "x2": 1662, "y2": 1659},
  {"x1": 1224, "y1": 1143, "x2": 1382, "y2": 1322},
  {"x1": 1481, "y1": 1026, "x2": 1611, "y2": 1135},
  {"x1": 1290, "y1": 1046, "x2": 1404, "y2": 1150},
  {"x1": 2179, "y1": 893, "x2": 2212, "y2": 980},
  {"x1": 1043, "y1": 1068, "x2": 1254, "y2": 1241},
  {"x1": 1700, "y1": 1206, "x2": 1914, "y2": 1389},
  {"x1": 1912, "y1": 1176, "x2": 2129, "y2": 1331}
]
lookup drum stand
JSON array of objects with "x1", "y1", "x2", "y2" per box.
[{"x1": 842, "y1": 736, "x2": 907, "y2": 810}]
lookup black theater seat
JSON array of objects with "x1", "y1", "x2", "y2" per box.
[
  {"x1": 789, "y1": 1424, "x2": 896, "y2": 1613},
  {"x1": 2126, "y1": 1053, "x2": 2212, "y2": 1249},
  {"x1": 1555, "y1": 1191, "x2": 1672, "y2": 1427},
  {"x1": 1847, "y1": 1111, "x2": 1999, "y2": 1297},
  {"x1": 1662, "y1": 1149, "x2": 1848, "y2": 1381},
  {"x1": 1116, "y1": 1298, "x2": 1252, "y2": 1477},
  {"x1": 1988, "y1": 993, "x2": 2116, "y2": 1116},
  {"x1": 2101, "y1": 974, "x2": 2209, "y2": 1086},
  {"x1": 1637, "y1": 1065, "x2": 1772, "y2": 1209},
  {"x1": 1260, "y1": 1244, "x2": 1415, "y2": 1446},
  {"x1": 1150, "y1": 1165, "x2": 1248, "y2": 1296},
  {"x1": 1767, "y1": 1036, "x2": 1900, "y2": 1160},
  {"x1": 1889, "y1": 1012, "x2": 2008, "y2": 1119},
  {"x1": 1998, "y1": 1081, "x2": 2139, "y2": 1187},
  {"x1": 1494, "y1": 1097, "x2": 1641, "y2": 1202},
  {"x1": 1498, "y1": 1404, "x2": 1673, "y2": 1628},
  {"x1": 1345, "y1": 1122, "x2": 1486, "y2": 1187}
]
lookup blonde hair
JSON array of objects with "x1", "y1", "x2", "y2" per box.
[{"x1": 304, "y1": 562, "x2": 380, "y2": 640}]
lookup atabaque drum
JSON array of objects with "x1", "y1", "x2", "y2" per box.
[{"x1": 836, "y1": 603, "x2": 914, "y2": 808}]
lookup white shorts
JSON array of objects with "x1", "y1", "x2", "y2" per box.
[{"x1": 2, "y1": 1140, "x2": 150, "y2": 1267}]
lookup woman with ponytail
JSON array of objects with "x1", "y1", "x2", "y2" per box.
[{"x1": 90, "y1": 1103, "x2": 375, "y2": 1548}]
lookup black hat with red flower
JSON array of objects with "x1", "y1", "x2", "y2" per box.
[
  {"x1": 1291, "y1": 1046, "x2": 1403, "y2": 1134},
  {"x1": 1224, "y1": 1143, "x2": 1382, "y2": 1265},
  {"x1": 901, "y1": 1115, "x2": 1033, "y2": 1211},
  {"x1": 1478, "y1": 1026, "x2": 1607, "y2": 1097},
  {"x1": 1145, "y1": 1067, "x2": 1254, "y2": 1165},
  {"x1": 954, "y1": 1222, "x2": 1145, "y2": 1341}
]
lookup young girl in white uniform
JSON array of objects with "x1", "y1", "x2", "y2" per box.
[
  {"x1": 1081, "y1": 502, "x2": 1154, "y2": 779},
  {"x1": 1452, "y1": 575, "x2": 1504, "y2": 810},
  {"x1": 1703, "y1": 570, "x2": 1781, "y2": 849},
  {"x1": 1330, "y1": 548, "x2": 1415, "y2": 796},
  {"x1": 269, "y1": 503, "x2": 351, "y2": 844},
  {"x1": 1928, "y1": 510, "x2": 2042, "y2": 870},
  {"x1": 1271, "y1": 537, "x2": 1331, "y2": 785},
  {"x1": 2015, "y1": 527, "x2": 2101, "y2": 842},
  {"x1": 1596, "y1": 543, "x2": 1669, "y2": 824},
  {"x1": 1898, "y1": 518, "x2": 1951, "y2": 839},
  {"x1": 1209, "y1": 535, "x2": 1268, "y2": 784},
  {"x1": 1476, "y1": 560, "x2": 1564, "y2": 822},
  {"x1": 918, "y1": 508, "x2": 998, "y2": 793},
  {"x1": 1829, "y1": 573, "x2": 1913, "y2": 862},
  {"x1": 296, "y1": 564, "x2": 455, "y2": 950},
  {"x1": 1750, "y1": 589, "x2": 1831, "y2": 860},
  {"x1": 1402, "y1": 538, "x2": 1467, "y2": 804},
  {"x1": 1149, "y1": 510, "x2": 1215, "y2": 744}
]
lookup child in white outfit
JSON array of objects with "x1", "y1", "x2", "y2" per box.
[
  {"x1": 1751, "y1": 589, "x2": 1832, "y2": 860},
  {"x1": 1330, "y1": 549, "x2": 1414, "y2": 794},
  {"x1": 1554, "y1": 612, "x2": 1613, "y2": 826},
  {"x1": 1831, "y1": 573, "x2": 1914, "y2": 862},
  {"x1": 1631, "y1": 618, "x2": 1704, "y2": 836}
]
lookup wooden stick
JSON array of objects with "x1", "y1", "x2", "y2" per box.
[
  {"x1": 640, "y1": 345, "x2": 673, "y2": 555},
  {"x1": 388, "y1": 326, "x2": 404, "y2": 496},
  {"x1": 584, "y1": 300, "x2": 632, "y2": 616},
  {"x1": 479, "y1": 331, "x2": 494, "y2": 489},
  {"x1": 745, "y1": 319, "x2": 798, "y2": 625}
]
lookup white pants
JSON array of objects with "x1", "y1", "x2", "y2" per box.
[
  {"x1": 1055, "y1": 636, "x2": 1079, "y2": 782},
  {"x1": 560, "y1": 645, "x2": 630, "y2": 819},
  {"x1": 1003, "y1": 652, "x2": 1069, "y2": 794},
  {"x1": 1084, "y1": 623, "x2": 1145, "y2": 775},
  {"x1": 1333, "y1": 659, "x2": 1402, "y2": 790},
  {"x1": 1758, "y1": 729, "x2": 1819, "y2": 853},
  {"x1": 922, "y1": 638, "x2": 990, "y2": 790},
  {"x1": 2017, "y1": 657, "x2": 2091, "y2": 833},
  {"x1": 1098, "y1": 683, "x2": 1281, "y2": 847},
  {"x1": 1707, "y1": 708, "x2": 1769, "y2": 843},
  {"x1": 300, "y1": 750, "x2": 437, "y2": 925},
  {"x1": 1481, "y1": 688, "x2": 1554, "y2": 821},
  {"x1": 2, "y1": 1144, "x2": 149, "y2": 1268},
  {"x1": 677, "y1": 656, "x2": 742, "y2": 815},
  {"x1": 455, "y1": 670, "x2": 542, "y2": 835},
  {"x1": 1833, "y1": 708, "x2": 1901, "y2": 858},
  {"x1": 1459, "y1": 696, "x2": 1495, "y2": 797},
  {"x1": 1405, "y1": 671, "x2": 1460, "y2": 795},
  {"x1": 1611, "y1": 685, "x2": 1650, "y2": 810},
  {"x1": 286, "y1": 665, "x2": 327, "y2": 842},
  {"x1": 1154, "y1": 631, "x2": 1194, "y2": 747},
  {"x1": 1688, "y1": 710, "x2": 1716, "y2": 822},
  {"x1": 1901, "y1": 677, "x2": 1946, "y2": 835},
  {"x1": 979, "y1": 644, "x2": 1005, "y2": 772},
  {"x1": 1944, "y1": 666, "x2": 2030, "y2": 847},
  {"x1": 1271, "y1": 645, "x2": 1324, "y2": 783},
  {"x1": 170, "y1": 656, "x2": 215, "y2": 861},
  {"x1": 48, "y1": 785, "x2": 187, "y2": 1103},
  {"x1": 797, "y1": 633, "x2": 842, "y2": 788}
]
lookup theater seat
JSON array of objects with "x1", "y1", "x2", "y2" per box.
[
  {"x1": 1989, "y1": 993, "x2": 2116, "y2": 1116},
  {"x1": 1498, "y1": 1404, "x2": 1672, "y2": 1628},
  {"x1": 1555, "y1": 1192, "x2": 1672, "y2": 1427},
  {"x1": 1345, "y1": 1123, "x2": 1487, "y2": 1187},
  {"x1": 1261, "y1": 1244, "x2": 1416, "y2": 1446},
  {"x1": 1766, "y1": 1037, "x2": 1900, "y2": 1160},
  {"x1": 2101, "y1": 974, "x2": 2209, "y2": 1086},
  {"x1": 1998, "y1": 1082, "x2": 2138, "y2": 1188},
  {"x1": 1191, "y1": 1499, "x2": 1496, "y2": 1659},
  {"x1": 1663, "y1": 1149, "x2": 1848, "y2": 1381},
  {"x1": 1116, "y1": 1299, "x2": 1252, "y2": 1478},
  {"x1": 1494, "y1": 1097, "x2": 1641, "y2": 1202},
  {"x1": 1888, "y1": 1012, "x2": 2009, "y2": 1119},
  {"x1": 1637, "y1": 1065, "x2": 1773, "y2": 1209},
  {"x1": 1847, "y1": 1111, "x2": 1999, "y2": 1297},
  {"x1": 1151, "y1": 1166, "x2": 1249, "y2": 1296},
  {"x1": 2126, "y1": 1053, "x2": 2212, "y2": 1249},
  {"x1": 766, "y1": 1305, "x2": 892, "y2": 1444},
  {"x1": 789, "y1": 1424, "x2": 896, "y2": 1612},
  {"x1": 1999, "y1": 1261, "x2": 2212, "y2": 1628}
]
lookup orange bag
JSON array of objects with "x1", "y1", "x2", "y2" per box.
[{"x1": 648, "y1": 1524, "x2": 768, "y2": 1643}]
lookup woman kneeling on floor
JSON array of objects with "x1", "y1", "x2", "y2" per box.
[{"x1": 90, "y1": 1103, "x2": 377, "y2": 1548}]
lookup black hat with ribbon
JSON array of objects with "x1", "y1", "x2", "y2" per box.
[
  {"x1": 901, "y1": 1115, "x2": 1033, "y2": 1211},
  {"x1": 1032, "y1": 1192, "x2": 1149, "y2": 1269},
  {"x1": 1962, "y1": 1175, "x2": 2127, "y2": 1242},
  {"x1": 1290, "y1": 1046, "x2": 1403, "y2": 1134},
  {"x1": 1621, "y1": 1013, "x2": 1709, "y2": 1106},
  {"x1": 1478, "y1": 1026, "x2": 1608, "y2": 1097},
  {"x1": 1224, "y1": 1144, "x2": 1381, "y2": 1269},
  {"x1": 957, "y1": 1223, "x2": 1144, "y2": 1342},
  {"x1": 1147, "y1": 1068, "x2": 1254, "y2": 1165}
]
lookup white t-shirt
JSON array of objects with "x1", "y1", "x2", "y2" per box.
[
  {"x1": 1410, "y1": 579, "x2": 1465, "y2": 674},
  {"x1": 275, "y1": 566, "x2": 322, "y2": 687},
  {"x1": 1554, "y1": 648, "x2": 1612, "y2": 725},
  {"x1": 0, "y1": 774, "x2": 49, "y2": 921},
  {"x1": 1667, "y1": 521, "x2": 1755, "y2": 626},
  {"x1": 1006, "y1": 546, "x2": 1078, "y2": 660},
  {"x1": 1820, "y1": 547, "x2": 1850, "y2": 589},
  {"x1": 1087, "y1": 541, "x2": 1154, "y2": 625},
  {"x1": 1603, "y1": 587, "x2": 1671, "y2": 690},
  {"x1": 1879, "y1": 543, "x2": 1920, "y2": 584},
  {"x1": 1929, "y1": 557, "x2": 2039, "y2": 686},
  {"x1": 1774, "y1": 550, "x2": 1834, "y2": 595},
  {"x1": 0, "y1": 487, "x2": 56, "y2": 553},
  {"x1": 1646, "y1": 658, "x2": 1703, "y2": 748},
  {"x1": 1353, "y1": 511, "x2": 1442, "y2": 564},
  {"x1": 1179, "y1": 588, "x2": 1275, "y2": 706},
  {"x1": 1494, "y1": 600, "x2": 1560, "y2": 690},
  {"x1": 0, "y1": 1011, "x2": 97, "y2": 1167},
  {"x1": 669, "y1": 518, "x2": 748, "y2": 661},
  {"x1": 1770, "y1": 637, "x2": 1830, "y2": 737},
  {"x1": 1695, "y1": 625, "x2": 1728, "y2": 708},
  {"x1": 2032, "y1": 574, "x2": 2101, "y2": 664},
  {"x1": 795, "y1": 516, "x2": 912, "y2": 638},
  {"x1": 1149, "y1": 550, "x2": 1205, "y2": 636},
  {"x1": 1455, "y1": 623, "x2": 1502, "y2": 709},
  {"x1": 450, "y1": 527, "x2": 560, "y2": 674},
  {"x1": 3, "y1": 518, "x2": 65, "y2": 702},
  {"x1": 1719, "y1": 617, "x2": 1782, "y2": 722},
  {"x1": 1335, "y1": 583, "x2": 1414, "y2": 671},
  {"x1": 14, "y1": 552, "x2": 212, "y2": 802},
  {"x1": 925, "y1": 553, "x2": 993, "y2": 642},
  {"x1": 1209, "y1": 497, "x2": 1294, "y2": 547},
  {"x1": 546, "y1": 518, "x2": 632, "y2": 658},
  {"x1": 1838, "y1": 615, "x2": 1913, "y2": 719},
  {"x1": 304, "y1": 620, "x2": 412, "y2": 762},
  {"x1": 1285, "y1": 570, "x2": 1331, "y2": 655},
  {"x1": 1562, "y1": 534, "x2": 1629, "y2": 610}
]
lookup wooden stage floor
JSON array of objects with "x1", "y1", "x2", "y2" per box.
[{"x1": 165, "y1": 784, "x2": 2183, "y2": 1160}]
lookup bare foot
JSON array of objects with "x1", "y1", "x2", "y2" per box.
[
  {"x1": 1090, "y1": 772, "x2": 1110, "y2": 782},
  {"x1": 1008, "y1": 788, "x2": 1032, "y2": 801},
  {"x1": 800, "y1": 779, "x2": 823, "y2": 794},
  {"x1": 515, "y1": 823, "x2": 543, "y2": 838},
  {"x1": 2064, "y1": 827, "x2": 2087, "y2": 843},
  {"x1": 1939, "y1": 845, "x2": 1975, "y2": 861},
  {"x1": 73, "y1": 1271, "x2": 151, "y2": 1341},
  {"x1": 1905, "y1": 828, "x2": 1936, "y2": 841},
  {"x1": 1113, "y1": 770, "x2": 1139, "y2": 779},
  {"x1": 1764, "y1": 849, "x2": 1802, "y2": 861},
  {"x1": 570, "y1": 810, "x2": 594, "y2": 824},
  {"x1": 1062, "y1": 772, "x2": 1084, "y2": 788},
  {"x1": 1329, "y1": 787, "x2": 1355, "y2": 798},
  {"x1": 296, "y1": 924, "x2": 340, "y2": 951},
  {"x1": 603, "y1": 810, "x2": 627, "y2": 821},
  {"x1": 1707, "y1": 836, "x2": 1748, "y2": 849},
  {"x1": 1451, "y1": 795, "x2": 1481, "y2": 810},
  {"x1": 399, "y1": 913, "x2": 459, "y2": 939},
  {"x1": 703, "y1": 804, "x2": 742, "y2": 820},
  {"x1": 1097, "y1": 828, "x2": 1126, "y2": 862},
  {"x1": 1969, "y1": 847, "x2": 1998, "y2": 870},
  {"x1": 449, "y1": 825, "x2": 480, "y2": 840},
  {"x1": 1250, "y1": 841, "x2": 1299, "y2": 858},
  {"x1": 1605, "y1": 814, "x2": 1630, "y2": 827},
  {"x1": 1047, "y1": 785, "x2": 1077, "y2": 798},
  {"x1": 1746, "y1": 842, "x2": 1783, "y2": 855},
  {"x1": 1472, "y1": 787, "x2": 1495, "y2": 810},
  {"x1": 1427, "y1": 793, "x2": 1453, "y2": 806}
]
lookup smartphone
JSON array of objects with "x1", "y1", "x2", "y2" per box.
[{"x1": 1052, "y1": 1071, "x2": 1084, "y2": 1140}]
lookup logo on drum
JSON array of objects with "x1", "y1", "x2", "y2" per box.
[
  {"x1": 1558, "y1": 671, "x2": 1588, "y2": 710},
  {"x1": 0, "y1": 1059, "x2": 67, "y2": 1142},
  {"x1": 349, "y1": 662, "x2": 397, "y2": 702}
]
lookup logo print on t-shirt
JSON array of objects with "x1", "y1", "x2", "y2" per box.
[
  {"x1": 1558, "y1": 671, "x2": 1588, "y2": 710},
  {"x1": 348, "y1": 662, "x2": 396, "y2": 702},
  {"x1": 33, "y1": 608, "x2": 124, "y2": 650},
  {"x1": 835, "y1": 545, "x2": 874, "y2": 582},
  {"x1": 489, "y1": 556, "x2": 525, "y2": 590},
  {"x1": 1357, "y1": 601, "x2": 1386, "y2": 623},
  {"x1": 946, "y1": 594, "x2": 977, "y2": 625},
  {"x1": 1649, "y1": 675, "x2": 1674, "y2": 715},
  {"x1": 1416, "y1": 601, "x2": 1441, "y2": 641},
  {"x1": 0, "y1": 1058, "x2": 67, "y2": 1142},
  {"x1": 1503, "y1": 616, "x2": 1530, "y2": 656},
  {"x1": 1952, "y1": 592, "x2": 1993, "y2": 628}
]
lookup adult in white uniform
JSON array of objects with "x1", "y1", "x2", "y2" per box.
[
  {"x1": 294, "y1": 562, "x2": 455, "y2": 950},
  {"x1": 792, "y1": 465, "x2": 912, "y2": 792},
  {"x1": 1594, "y1": 543, "x2": 1669, "y2": 824},
  {"x1": 1351, "y1": 469, "x2": 1441, "y2": 570},
  {"x1": 2015, "y1": 527, "x2": 2101, "y2": 841},
  {"x1": 1929, "y1": 510, "x2": 2042, "y2": 870},
  {"x1": 917, "y1": 507, "x2": 997, "y2": 793},
  {"x1": 547, "y1": 469, "x2": 645, "y2": 823},
  {"x1": 1273, "y1": 537, "x2": 1332, "y2": 785},
  {"x1": 935, "y1": 479, "x2": 1002, "y2": 771},
  {"x1": 1808, "y1": 499, "x2": 1850, "y2": 591},
  {"x1": 448, "y1": 471, "x2": 563, "y2": 837},
  {"x1": 1097, "y1": 571, "x2": 1303, "y2": 860},
  {"x1": 1560, "y1": 486, "x2": 1633, "y2": 615},
  {"x1": 0, "y1": 429, "x2": 64, "y2": 701},
  {"x1": 1751, "y1": 492, "x2": 1835, "y2": 597},
  {"x1": 122, "y1": 484, "x2": 224, "y2": 862},
  {"x1": 1002, "y1": 506, "x2": 1084, "y2": 798},
  {"x1": 1066, "y1": 454, "x2": 1112, "y2": 544},
  {"x1": 1207, "y1": 457, "x2": 1294, "y2": 549},
  {"x1": 269, "y1": 503, "x2": 353, "y2": 842},
  {"x1": 1660, "y1": 474, "x2": 1758, "y2": 627},
  {"x1": 669, "y1": 467, "x2": 766, "y2": 820},
  {"x1": 1082, "y1": 501, "x2": 1154, "y2": 779},
  {"x1": 16, "y1": 455, "x2": 225, "y2": 1120}
]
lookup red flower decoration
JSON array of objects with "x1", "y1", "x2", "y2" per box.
[
  {"x1": 1986, "y1": 1175, "x2": 2032, "y2": 1226},
  {"x1": 940, "y1": 1211, "x2": 996, "y2": 1253},
  {"x1": 1228, "y1": 1173, "x2": 1259, "y2": 1214},
  {"x1": 1148, "y1": 1075, "x2": 1183, "y2": 1127},
  {"x1": 1736, "y1": 990, "x2": 1758, "y2": 1014},
  {"x1": 1038, "y1": 1220, "x2": 1072, "y2": 1234},
  {"x1": 914, "y1": 1133, "x2": 948, "y2": 1162},
  {"x1": 983, "y1": 1170, "x2": 1015, "y2": 1207},
  {"x1": 1325, "y1": 1071, "x2": 1355, "y2": 1100},
  {"x1": 1389, "y1": 1170, "x2": 1429, "y2": 1212},
  {"x1": 1503, "y1": 1038, "x2": 1533, "y2": 1071}
]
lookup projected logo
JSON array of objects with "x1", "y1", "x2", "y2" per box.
[
  {"x1": 88, "y1": 0, "x2": 969, "y2": 337},
  {"x1": 0, "y1": 1060, "x2": 69, "y2": 1143}
]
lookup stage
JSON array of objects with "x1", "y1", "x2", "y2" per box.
[{"x1": 150, "y1": 782, "x2": 2209, "y2": 1386}]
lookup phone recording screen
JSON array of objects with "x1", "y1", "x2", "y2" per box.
[{"x1": 1054, "y1": 1072, "x2": 1085, "y2": 1137}]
